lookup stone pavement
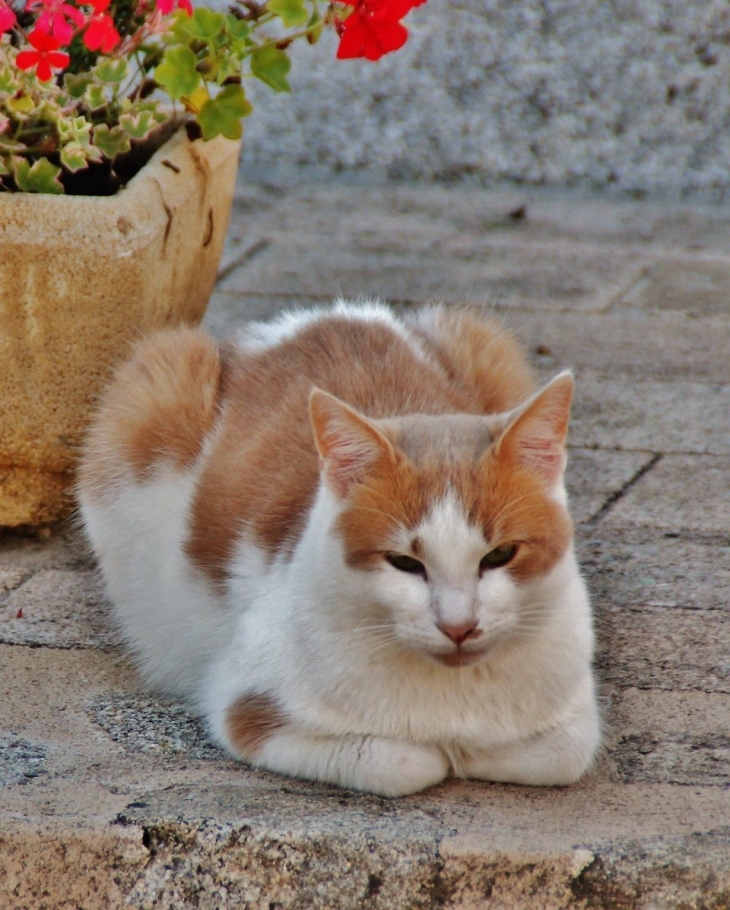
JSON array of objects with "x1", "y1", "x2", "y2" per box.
[{"x1": 2, "y1": 175, "x2": 730, "y2": 909}]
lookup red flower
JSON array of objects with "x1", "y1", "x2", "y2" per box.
[
  {"x1": 336, "y1": 0, "x2": 426, "y2": 61},
  {"x1": 0, "y1": 0, "x2": 16, "y2": 32},
  {"x1": 82, "y1": 0, "x2": 120, "y2": 52},
  {"x1": 15, "y1": 28, "x2": 70, "y2": 80},
  {"x1": 25, "y1": 0, "x2": 84, "y2": 44},
  {"x1": 156, "y1": 0, "x2": 193, "y2": 15}
]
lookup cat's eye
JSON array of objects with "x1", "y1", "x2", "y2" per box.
[
  {"x1": 385, "y1": 553, "x2": 427, "y2": 576},
  {"x1": 480, "y1": 544, "x2": 517, "y2": 572}
]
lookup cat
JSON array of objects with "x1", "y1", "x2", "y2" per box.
[{"x1": 78, "y1": 301, "x2": 600, "y2": 797}]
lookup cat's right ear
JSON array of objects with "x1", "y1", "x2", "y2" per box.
[
  {"x1": 309, "y1": 389, "x2": 395, "y2": 499},
  {"x1": 492, "y1": 371, "x2": 574, "y2": 489}
]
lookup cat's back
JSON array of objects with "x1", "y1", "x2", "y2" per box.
[
  {"x1": 224, "y1": 302, "x2": 535, "y2": 420},
  {"x1": 79, "y1": 302, "x2": 537, "y2": 589}
]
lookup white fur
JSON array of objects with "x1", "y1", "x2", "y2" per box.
[
  {"x1": 80, "y1": 304, "x2": 600, "y2": 797},
  {"x1": 81, "y1": 463, "x2": 232, "y2": 701},
  {"x1": 236, "y1": 299, "x2": 430, "y2": 365},
  {"x1": 200, "y1": 479, "x2": 598, "y2": 795}
]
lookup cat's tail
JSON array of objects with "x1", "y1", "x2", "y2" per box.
[
  {"x1": 78, "y1": 327, "x2": 222, "y2": 500},
  {"x1": 407, "y1": 306, "x2": 536, "y2": 415}
]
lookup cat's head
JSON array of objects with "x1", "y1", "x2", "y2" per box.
[{"x1": 309, "y1": 374, "x2": 575, "y2": 667}]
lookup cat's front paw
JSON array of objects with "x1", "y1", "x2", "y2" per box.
[
  {"x1": 252, "y1": 728, "x2": 450, "y2": 798},
  {"x1": 356, "y1": 738, "x2": 450, "y2": 797}
]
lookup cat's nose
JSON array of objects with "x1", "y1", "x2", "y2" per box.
[{"x1": 437, "y1": 621, "x2": 481, "y2": 646}]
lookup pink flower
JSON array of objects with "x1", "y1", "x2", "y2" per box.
[
  {"x1": 336, "y1": 0, "x2": 426, "y2": 61},
  {"x1": 82, "y1": 0, "x2": 120, "y2": 52},
  {"x1": 156, "y1": 0, "x2": 193, "y2": 15},
  {"x1": 15, "y1": 27, "x2": 70, "y2": 80},
  {"x1": 25, "y1": 0, "x2": 84, "y2": 44},
  {"x1": 0, "y1": 1, "x2": 17, "y2": 33}
]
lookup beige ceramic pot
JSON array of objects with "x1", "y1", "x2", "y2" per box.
[{"x1": 0, "y1": 130, "x2": 241, "y2": 527}]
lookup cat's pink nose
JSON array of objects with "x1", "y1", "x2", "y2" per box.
[{"x1": 437, "y1": 621, "x2": 481, "y2": 646}]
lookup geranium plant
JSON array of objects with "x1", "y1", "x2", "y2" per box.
[{"x1": 0, "y1": 0, "x2": 425, "y2": 193}]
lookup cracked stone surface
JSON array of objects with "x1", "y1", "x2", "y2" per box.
[
  {"x1": 0, "y1": 735, "x2": 47, "y2": 789},
  {"x1": 87, "y1": 694, "x2": 225, "y2": 761},
  {"x1": 1, "y1": 176, "x2": 730, "y2": 908}
]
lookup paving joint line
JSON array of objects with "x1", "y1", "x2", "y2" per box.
[
  {"x1": 603, "y1": 267, "x2": 651, "y2": 314},
  {"x1": 216, "y1": 238, "x2": 272, "y2": 283},
  {"x1": 585, "y1": 453, "x2": 663, "y2": 526}
]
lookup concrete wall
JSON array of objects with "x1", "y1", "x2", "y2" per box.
[{"x1": 238, "y1": 0, "x2": 730, "y2": 196}]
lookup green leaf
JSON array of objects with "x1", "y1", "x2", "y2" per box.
[
  {"x1": 196, "y1": 84, "x2": 251, "y2": 140},
  {"x1": 6, "y1": 95, "x2": 35, "y2": 114},
  {"x1": 63, "y1": 72, "x2": 94, "y2": 99},
  {"x1": 0, "y1": 66, "x2": 20, "y2": 95},
  {"x1": 94, "y1": 124, "x2": 132, "y2": 159},
  {"x1": 60, "y1": 142, "x2": 90, "y2": 173},
  {"x1": 225, "y1": 14, "x2": 250, "y2": 40},
  {"x1": 57, "y1": 115, "x2": 93, "y2": 147},
  {"x1": 119, "y1": 108, "x2": 164, "y2": 140},
  {"x1": 250, "y1": 46, "x2": 291, "y2": 93},
  {"x1": 13, "y1": 157, "x2": 64, "y2": 194},
  {"x1": 266, "y1": 0, "x2": 308, "y2": 28},
  {"x1": 84, "y1": 83, "x2": 108, "y2": 110},
  {"x1": 155, "y1": 46, "x2": 201, "y2": 100},
  {"x1": 181, "y1": 7, "x2": 225, "y2": 40},
  {"x1": 94, "y1": 57, "x2": 129, "y2": 85},
  {"x1": 306, "y1": 9, "x2": 323, "y2": 44},
  {"x1": 216, "y1": 55, "x2": 242, "y2": 84},
  {"x1": 0, "y1": 157, "x2": 10, "y2": 177}
]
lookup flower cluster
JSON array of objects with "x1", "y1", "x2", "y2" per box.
[{"x1": 0, "y1": 0, "x2": 426, "y2": 193}]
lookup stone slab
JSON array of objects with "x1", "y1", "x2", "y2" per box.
[
  {"x1": 570, "y1": 378, "x2": 730, "y2": 455},
  {"x1": 0, "y1": 524, "x2": 92, "y2": 574},
  {"x1": 601, "y1": 455, "x2": 730, "y2": 534},
  {"x1": 608, "y1": 689, "x2": 730, "y2": 786},
  {"x1": 577, "y1": 530, "x2": 730, "y2": 611},
  {"x1": 218, "y1": 239, "x2": 643, "y2": 313},
  {"x1": 0, "y1": 569, "x2": 114, "y2": 649},
  {"x1": 88, "y1": 693, "x2": 224, "y2": 761},
  {"x1": 508, "y1": 309, "x2": 730, "y2": 383},
  {"x1": 0, "y1": 566, "x2": 27, "y2": 596},
  {"x1": 229, "y1": 181, "x2": 730, "y2": 258},
  {"x1": 594, "y1": 604, "x2": 730, "y2": 694},
  {"x1": 619, "y1": 256, "x2": 730, "y2": 316},
  {"x1": 565, "y1": 449, "x2": 655, "y2": 525},
  {"x1": 0, "y1": 735, "x2": 47, "y2": 789}
]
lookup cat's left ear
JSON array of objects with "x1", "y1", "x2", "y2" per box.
[
  {"x1": 493, "y1": 371, "x2": 573, "y2": 488},
  {"x1": 309, "y1": 389, "x2": 395, "y2": 499}
]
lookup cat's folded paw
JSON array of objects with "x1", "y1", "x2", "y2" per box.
[
  {"x1": 360, "y1": 739, "x2": 450, "y2": 798},
  {"x1": 248, "y1": 725, "x2": 450, "y2": 798}
]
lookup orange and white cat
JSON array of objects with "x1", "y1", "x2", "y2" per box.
[{"x1": 78, "y1": 302, "x2": 599, "y2": 797}]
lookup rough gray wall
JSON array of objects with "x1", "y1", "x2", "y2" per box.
[{"x1": 237, "y1": 1, "x2": 730, "y2": 196}]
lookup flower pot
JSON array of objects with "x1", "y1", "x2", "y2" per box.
[{"x1": 0, "y1": 130, "x2": 241, "y2": 527}]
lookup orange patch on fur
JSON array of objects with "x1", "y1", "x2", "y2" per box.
[
  {"x1": 477, "y1": 459, "x2": 573, "y2": 582},
  {"x1": 339, "y1": 451, "x2": 572, "y2": 581},
  {"x1": 409, "y1": 307, "x2": 537, "y2": 413},
  {"x1": 186, "y1": 316, "x2": 473, "y2": 587},
  {"x1": 78, "y1": 328, "x2": 221, "y2": 499},
  {"x1": 225, "y1": 693, "x2": 286, "y2": 759}
]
